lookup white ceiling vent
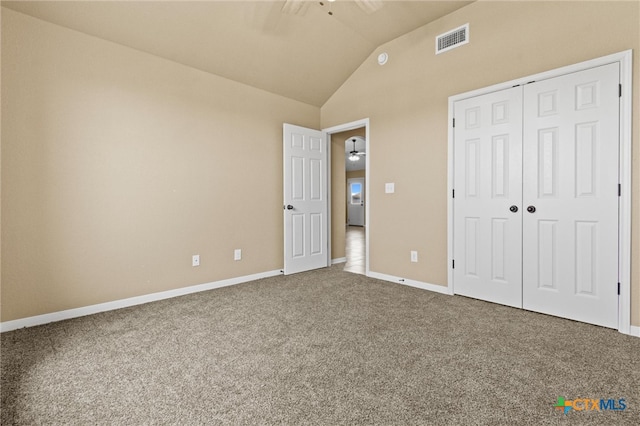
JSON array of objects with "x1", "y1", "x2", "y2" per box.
[{"x1": 436, "y1": 23, "x2": 469, "y2": 54}]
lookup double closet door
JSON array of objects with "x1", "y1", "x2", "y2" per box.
[{"x1": 453, "y1": 63, "x2": 620, "y2": 329}]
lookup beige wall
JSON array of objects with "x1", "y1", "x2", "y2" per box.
[
  {"x1": 1, "y1": 9, "x2": 319, "y2": 321},
  {"x1": 321, "y1": 1, "x2": 640, "y2": 326},
  {"x1": 346, "y1": 170, "x2": 365, "y2": 180},
  {"x1": 330, "y1": 128, "x2": 365, "y2": 260}
]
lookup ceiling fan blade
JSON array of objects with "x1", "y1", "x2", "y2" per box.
[{"x1": 355, "y1": 0, "x2": 384, "y2": 14}]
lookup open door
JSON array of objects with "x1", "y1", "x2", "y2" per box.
[{"x1": 283, "y1": 123, "x2": 328, "y2": 274}]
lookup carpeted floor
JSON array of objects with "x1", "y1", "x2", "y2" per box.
[{"x1": 1, "y1": 265, "x2": 639, "y2": 425}]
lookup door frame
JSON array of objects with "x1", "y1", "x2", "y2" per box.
[
  {"x1": 323, "y1": 118, "x2": 370, "y2": 275},
  {"x1": 447, "y1": 50, "x2": 633, "y2": 335}
]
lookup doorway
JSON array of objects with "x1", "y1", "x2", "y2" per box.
[
  {"x1": 347, "y1": 178, "x2": 365, "y2": 226},
  {"x1": 324, "y1": 120, "x2": 369, "y2": 276},
  {"x1": 283, "y1": 119, "x2": 369, "y2": 276},
  {"x1": 344, "y1": 136, "x2": 366, "y2": 275}
]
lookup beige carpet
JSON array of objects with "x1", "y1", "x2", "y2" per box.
[{"x1": 2, "y1": 265, "x2": 639, "y2": 425}]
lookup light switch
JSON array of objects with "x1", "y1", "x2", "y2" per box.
[{"x1": 385, "y1": 183, "x2": 395, "y2": 193}]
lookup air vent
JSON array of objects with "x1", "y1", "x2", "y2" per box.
[{"x1": 436, "y1": 23, "x2": 469, "y2": 54}]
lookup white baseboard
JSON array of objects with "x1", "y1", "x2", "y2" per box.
[
  {"x1": 331, "y1": 257, "x2": 347, "y2": 265},
  {"x1": 367, "y1": 272, "x2": 640, "y2": 337},
  {"x1": 5, "y1": 267, "x2": 632, "y2": 337},
  {"x1": 368, "y1": 271, "x2": 452, "y2": 295},
  {"x1": 0, "y1": 269, "x2": 283, "y2": 333}
]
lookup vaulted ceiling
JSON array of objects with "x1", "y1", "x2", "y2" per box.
[{"x1": 3, "y1": 0, "x2": 473, "y2": 106}]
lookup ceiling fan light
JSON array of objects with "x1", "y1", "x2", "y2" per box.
[{"x1": 349, "y1": 154, "x2": 360, "y2": 162}]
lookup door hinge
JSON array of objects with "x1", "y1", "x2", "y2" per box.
[
  {"x1": 618, "y1": 282, "x2": 621, "y2": 295},
  {"x1": 452, "y1": 118, "x2": 455, "y2": 128},
  {"x1": 619, "y1": 84, "x2": 622, "y2": 98},
  {"x1": 618, "y1": 184, "x2": 621, "y2": 196},
  {"x1": 452, "y1": 189, "x2": 455, "y2": 198},
  {"x1": 452, "y1": 259, "x2": 455, "y2": 269}
]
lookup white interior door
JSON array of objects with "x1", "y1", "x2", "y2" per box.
[
  {"x1": 522, "y1": 63, "x2": 620, "y2": 328},
  {"x1": 347, "y1": 178, "x2": 365, "y2": 226},
  {"x1": 283, "y1": 123, "x2": 328, "y2": 275},
  {"x1": 453, "y1": 86, "x2": 524, "y2": 308}
]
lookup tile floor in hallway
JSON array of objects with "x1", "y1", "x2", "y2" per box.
[{"x1": 343, "y1": 225, "x2": 365, "y2": 275}]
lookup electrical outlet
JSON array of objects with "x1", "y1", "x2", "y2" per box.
[
  {"x1": 192, "y1": 254, "x2": 200, "y2": 267},
  {"x1": 410, "y1": 251, "x2": 418, "y2": 263},
  {"x1": 234, "y1": 249, "x2": 242, "y2": 261}
]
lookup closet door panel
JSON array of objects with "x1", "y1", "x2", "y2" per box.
[
  {"x1": 453, "y1": 87, "x2": 523, "y2": 308},
  {"x1": 522, "y1": 63, "x2": 619, "y2": 328}
]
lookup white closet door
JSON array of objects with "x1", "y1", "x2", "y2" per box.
[
  {"x1": 453, "y1": 86, "x2": 523, "y2": 308},
  {"x1": 522, "y1": 63, "x2": 619, "y2": 328}
]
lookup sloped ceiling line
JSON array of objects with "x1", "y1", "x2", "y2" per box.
[{"x1": 2, "y1": 1, "x2": 473, "y2": 106}]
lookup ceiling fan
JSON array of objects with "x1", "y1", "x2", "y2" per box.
[
  {"x1": 282, "y1": 0, "x2": 384, "y2": 16},
  {"x1": 250, "y1": 0, "x2": 383, "y2": 34},
  {"x1": 348, "y1": 138, "x2": 366, "y2": 162}
]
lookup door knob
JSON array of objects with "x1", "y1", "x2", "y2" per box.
[
  {"x1": 509, "y1": 205, "x2": 518, "y2": 213},
  {"x1": 285, "y1": 204, "x2": 294, "y2": 210},
  {"x1": 527, "y1": 205, "x2": 536, "y2": 213}
]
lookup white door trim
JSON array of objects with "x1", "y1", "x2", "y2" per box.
[
  {"x1": 323, "y1": 118, "x2": 370, "y2": 276},
  {"x1": 447, "y1": 50, "x2": 633, "y2": 335}
]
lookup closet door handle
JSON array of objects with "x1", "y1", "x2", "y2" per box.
[
  {"x1": 509, "y1": 205, "x2": 518, "y2": 213},
  {"x1": 527, "y1": 205, "x2": 536, "y2": 213}
]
